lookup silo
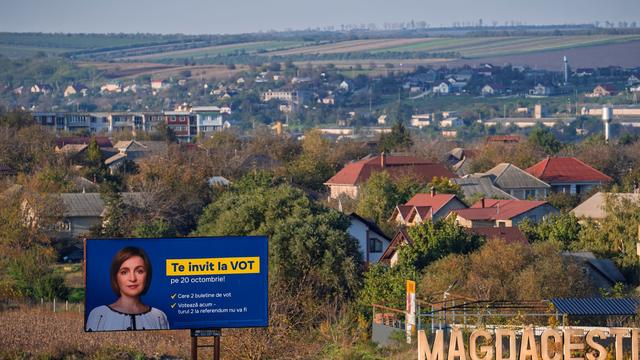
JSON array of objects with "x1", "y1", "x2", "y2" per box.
[{"x1": 602, "y1": 106, "x2": 613, "y2": 141}]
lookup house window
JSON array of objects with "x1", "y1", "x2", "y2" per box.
[
  {"x1": 370, "y1": 238, "x2": 383, "y2": 253},
  {"x1": 525, "y1": 190, "x2": 536, "y2": 199}
]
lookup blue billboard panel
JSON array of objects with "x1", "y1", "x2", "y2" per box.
[{"x1": 84, "y1": 236, "x2": 268, "y2": 332}]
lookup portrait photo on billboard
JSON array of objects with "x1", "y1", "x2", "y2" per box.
[{"x1": 84, "y1": 236, "x2": 269, "y2": 332}]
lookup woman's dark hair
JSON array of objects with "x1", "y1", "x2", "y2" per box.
[{"x1": 109, "y1": 247, "x2": 152, "y2": 296}]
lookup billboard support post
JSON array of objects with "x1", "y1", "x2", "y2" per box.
[{"x1": 191, "y1": 328, "x2": 222, "y2": 360}]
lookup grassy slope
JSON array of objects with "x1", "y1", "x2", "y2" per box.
[{"x1": 121, "y1": 40, "x2": 309, "y2": 61}]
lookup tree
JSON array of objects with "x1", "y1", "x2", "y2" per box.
[
  {"x1": 156, "y1": 122, "x2": 178, "y2": 143},
  {"x1": 0, "y1": 110, "x2": 35, "y2": 129},
  {"x1": 575, "y1": 194, "x2": 640, "y2": 280},
  {"x1": 356, "y1": 172, "x2": 400, "y2": 235},
  {"x1": 286, "y1": 129, "x2": 335, "y2": 191},
  {"x1": 194, "y1": 177, "x2": 362, "y2": 302},
  {"x1": 519, "y1": 212, "x2": 581, "y2": 249},
  {"x1": 469, "y1": 142, "x2": 545, "y2": 173},
  {"x1": 398, "y1": 218, "x2": 483, "y2": 271},
  {"x1": 528, "y1": 126, "x2": 562, "y2": 154},
  {"x1": 545, "y1": 192, "x2": 581, "y2": 212},
  {"x1": 357, "y1": 263, "x2": 414, "y2": 310},
  {"x1": 133, "y1": 218, "x2": 176, "y2": 238},
  {"x1": 0, "y1": 188, "x2": 67, "y2": 300},
  {"x1": 98, "y1": 190, "x2": 129, "y2": 238},
  {"x1": 86, "y1": 137, "x2": 102, "y2": 168},
  {"x1": 425, "y1": 176, "x2": 464, "y2": 199},
  {"x1": 379, "y1": 120, "x2": 413, "y2": 152},
  {"x1": 420, "y1": 240, "x2": 594, "y2": 301},
  {"x1": 127, "y1": 147, "x2": 212, "y2": 234}
]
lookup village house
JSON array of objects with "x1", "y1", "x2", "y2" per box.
[
  {"x1": 410, "y1": 114, "x2": 433, "y2": 128},
  {"x1": 390, "y1": 189, "x2": 467, "y2": 226},
  {"x1": 348, "y1": 213, "x2": 391, "y2": 264},
  {"x1": 338, "y1": 80, "x2": 353, "y2": 92},
  {"x1": 151, "y1": 79, "x2": 166, "y2": 90},
  {"x1": 452, "y1": 176, "x2": 515, "y2": 200},
  {"x1": 439, "y1": 117, "x2": 463, "y2": 128},
  {"x1": 450, "y1": 198, "x2": 558, "y2": 228},
  {"x1": 30, "y1": 84, "x2": 53, "y2": 95},
  {"x1": 446, "y1": 148, "x2": 478, "y2": 176},
  {"x1": 481, "y1": 84, "x2": 501, "y2": 97},
  {"x1": 588, "y1": 84, "x2": 616, "y2": 97},
  {"x1": 571, "y1": 192, "x2": 640, "y2": 221},
  {"x1": 324, "y1": 153, "x2": 456, "y2": 200},
  {"x1": 51, "y1": 192, "x2": 146, "y2": 239},
  {"x1": 261, "y1": 90, "x2": 297, "y2": 102},
  {"x1": 432, "y1": 82, "x2": 451, "y2": 94},
  {"x1": 64, "y1": 84, "x2": 88, "y2": 97},
  {"x1": 529, "y1": 83, "x2": 554, "y2": 97},
  {"x1": 481, "y1": 163, "x2": 551, "y2": 200},
  {"x1": 100, "y1": 83, "x2": 122, "y2": 93},
  {"x1": 525, "y1": 157, "x2": 612, "y2": 195}
]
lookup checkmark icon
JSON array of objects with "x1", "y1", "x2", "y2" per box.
[
  {"x1": 171, "y1": 293, "x2": 177, "y2": 299},
  {"x1": 171, "y1": 303, "x2": 176, "y2": 309}
]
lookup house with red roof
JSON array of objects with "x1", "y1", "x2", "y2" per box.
[
  {"x1": 324, "y1": 153, "x2": 456, "y2": 199},
  {"x1": 525, "y1": 157, "x2": 612, "y2": 195},
  {"x1": 390, "y1": 189, "x2": 467, "y2": 225},
  {"x1": 449, "y1": 198, "x2": 558, "y2": 228}
]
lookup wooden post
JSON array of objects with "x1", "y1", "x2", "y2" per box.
[
  {"x1": 214, "y1": 333, "x2": 221, "y2": 360},
  {"x1": 191, "y1": 334, "x2": 198, "y2": 360}
]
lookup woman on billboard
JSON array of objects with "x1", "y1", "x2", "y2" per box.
[{"x1": 86, "y1": 247, "x2": 169, "y2": 331}]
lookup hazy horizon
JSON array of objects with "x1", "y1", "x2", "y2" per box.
[{"x1": 0, "y1": 0, "x2": 639, "y2": 35}]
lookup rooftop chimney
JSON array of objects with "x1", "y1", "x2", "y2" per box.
[
  {"x1": 480, "y1": 198, "x2": 485, "y2": 208},
  {"x1": 380, "y1": 152, "x2": 386, "y2": 168},
  {"x1": 430, "y1": 187, "x2": 436, "y2": 197}
]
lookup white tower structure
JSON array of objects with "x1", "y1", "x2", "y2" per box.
[
  {"x1": 602, "y1": 105, "x2": 613, "y2": 142},
  {"x1": 563, "y1": 56, "x2": 569, "y2": 84}
]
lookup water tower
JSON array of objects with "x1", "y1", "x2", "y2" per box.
[{"x1": 602, "y1": 105, "x2": 613, "y2": 142}]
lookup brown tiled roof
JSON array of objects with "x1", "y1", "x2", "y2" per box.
[
  {"x1": 454, "y1": 199, "x2": 549, "y2": 221},
  {"x1": 379, "y1": 228, "x2": 413, "y2": 264},
  {"x1": 405, "y1": 193, "x2": 457, "y2": 214},
  {"x1": 56, "y1": 136, "x2": 112, "y2": 148},
  {"x1": 325, "y1": 154, "x2": 455, "y2": 186},
  {"x1": 525, "y1": 157, "x2": 612, "y2": 184}
]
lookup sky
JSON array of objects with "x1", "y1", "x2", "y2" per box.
[{"x1": 0, "y1": 0, "x2": 638, "y2": 34}]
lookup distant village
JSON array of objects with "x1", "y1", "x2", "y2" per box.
[{"x1": 2, "y1": 57, "x2": 640, "y2": 143}]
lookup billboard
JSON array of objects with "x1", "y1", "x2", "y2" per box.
[{"x1": 84, "y1": 236, "x2": 268, "y2": 332}]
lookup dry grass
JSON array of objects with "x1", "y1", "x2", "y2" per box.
[
  {"x1": 76, "y1": 61, "x2": 247, "y2": 81},
  {"x1": 0, "y1": 306, "x2": 190, "y2": 359}
]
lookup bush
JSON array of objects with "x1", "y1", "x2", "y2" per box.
[
  {"x1": 67, "y1": 288, "x2": 85, "y2": 303},
  {"x1": 6, "y1": 248, "x2": 69, "y2": 301}
]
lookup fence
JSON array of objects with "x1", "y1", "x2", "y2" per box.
[{"x1": 1, "y1": 299, "x2": 84, "y2": 314}]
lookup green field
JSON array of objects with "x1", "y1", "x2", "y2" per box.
[
  {"x1": 271, "y1": 35, "x2": 640, "y2": 59},
  {"x1": 0, "y1": 44, "x2": 73, "y2": 58},
  {"x1": 121, "y1": 40, "x2": 310, "y2": 61},
  {"x1": 0, "y1": 32, "x2": 188, "y2": 50}
]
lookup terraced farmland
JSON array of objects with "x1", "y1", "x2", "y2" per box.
[
  {"x1": 119, "y1": 40, "x2": 310, "y2": 61},
  {"x1": 263, "y1": 35, "x2": 640, "y2": 59}
]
